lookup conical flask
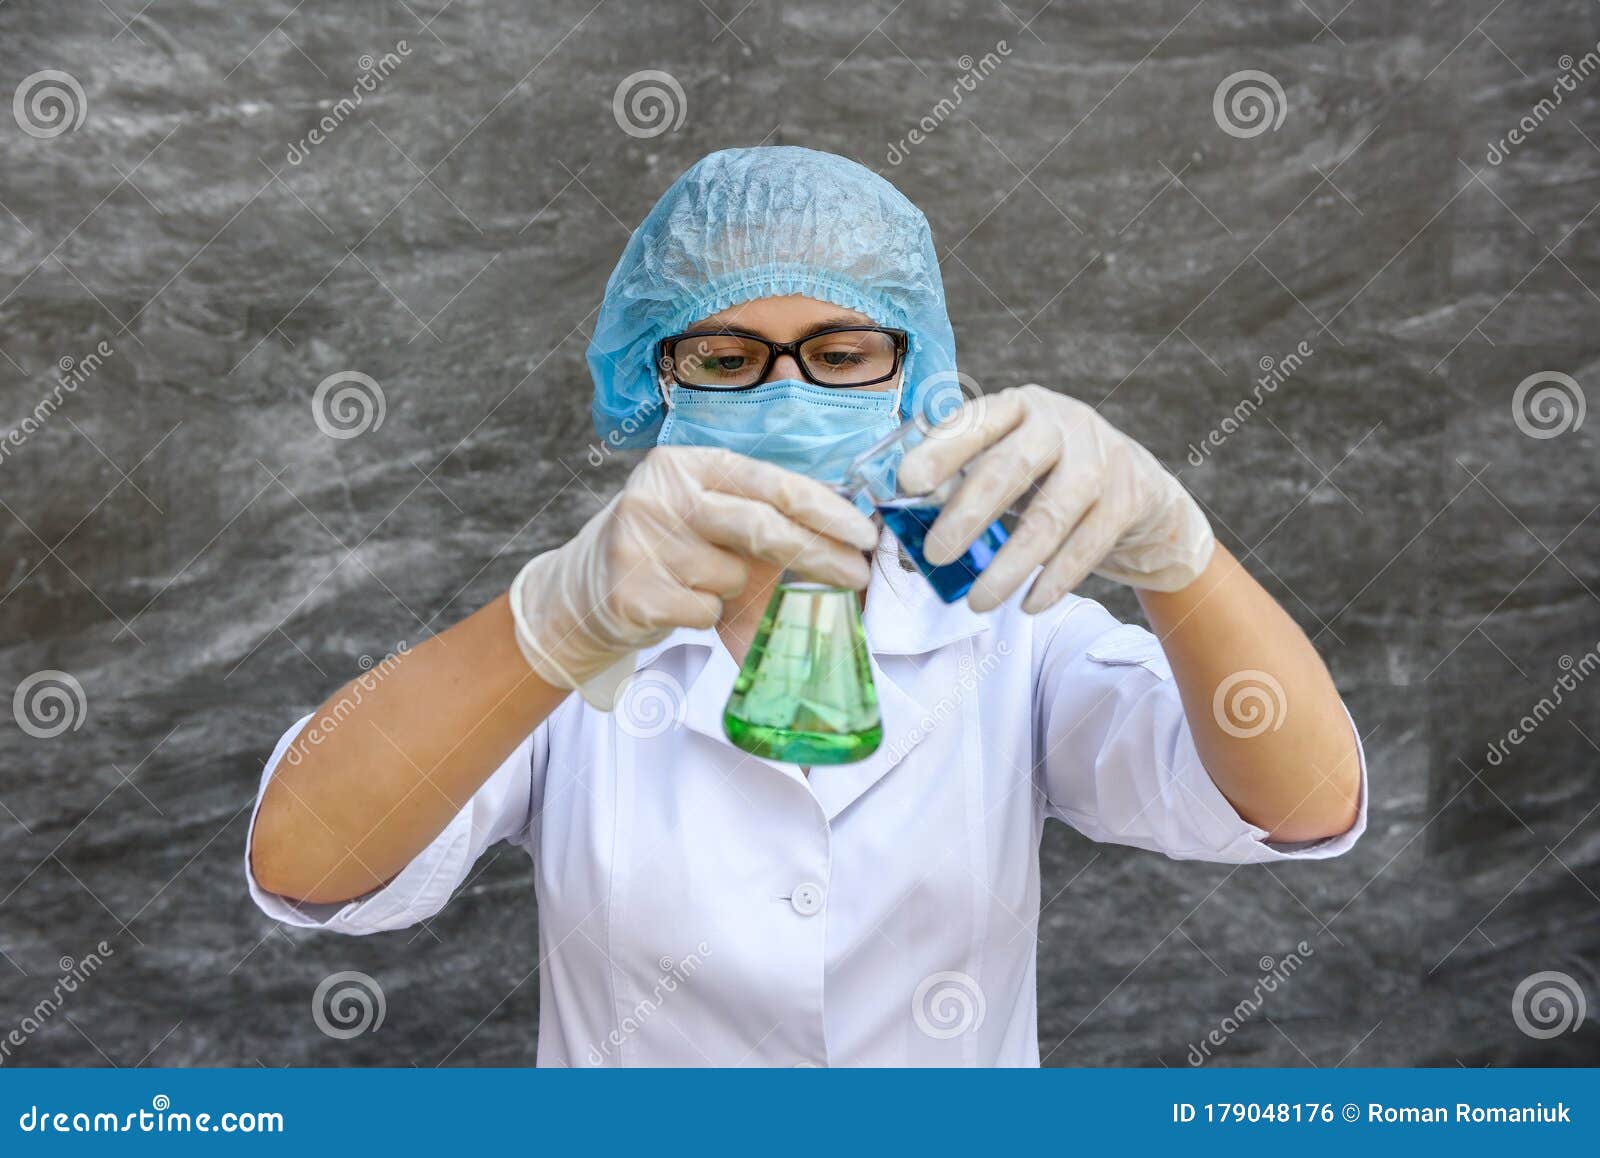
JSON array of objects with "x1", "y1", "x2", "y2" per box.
[{"x1": 723, "y1": 575, "x2": 881, "y2": 765}]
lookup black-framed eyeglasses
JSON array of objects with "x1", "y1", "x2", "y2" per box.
[{"x1": 658, "y1": 326, "x2": 908, "y2": 390}]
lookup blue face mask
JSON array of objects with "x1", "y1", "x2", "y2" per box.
[{"x1": 656, "y1": 379, "x2": 902, "y2": 485}]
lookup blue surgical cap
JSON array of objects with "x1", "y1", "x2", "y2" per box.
[{"x1": 588, "y1": 146, "x2": 959, "y2": 447}]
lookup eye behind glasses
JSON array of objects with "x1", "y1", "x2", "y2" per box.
[{"x1": 660, "y1": 326, "x2": 906, "y2": 390}]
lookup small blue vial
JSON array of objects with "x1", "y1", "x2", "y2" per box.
[{"x1": 878, "y1": 500, "x2": 1008, "y2": 604}]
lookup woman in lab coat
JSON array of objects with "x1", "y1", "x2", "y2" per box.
[{"x1": 246, "y1": 147, "x2": 1365, "y2": 1066}]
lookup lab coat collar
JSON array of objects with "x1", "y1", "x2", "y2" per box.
[
  {"x1": 646, "y1": 634, "x2": 934, "y2": 821},
  {"x1": 861, "y1": 532, "x2": 990, "y2": 655},
  {"x1": 630, "y1": 533, "x2": 985, "y2": 820}
]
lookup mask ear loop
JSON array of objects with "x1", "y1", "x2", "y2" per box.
[
  {"x1": 889, "y1": 332, "x2": 910, "y2": 419},
  {"x1": 656, "y1": 352, "x2": 676, "y2": 410}
]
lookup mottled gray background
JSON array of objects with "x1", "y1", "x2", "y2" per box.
[{"x1": 1, "y1": 0, "x2": 1597, "y2": 1067}]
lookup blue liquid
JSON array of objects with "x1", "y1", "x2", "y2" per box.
[{"x1": 878, "y1": 501, "x2": 1008, "y2": 604}]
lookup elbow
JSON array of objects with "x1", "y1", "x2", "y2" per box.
[
  {"x1": 249, "y1": 801, "x2": 344, "y2": 905},
  {"x1": 250, "y1": 845, "x2": 356, "y2": 906},
  {"x1": 1263, "y1": 766, "x2": 1362, "y2": 844},
  {"x1": 248, "y1": 815, "x2": 308, "y2": 903},
  {"x1": 1266, "y1": 807, "x2": 1357, "y2": 845},
  {"x1": 1247, "y1": 712, "x2": 1364, "y2": 843}
]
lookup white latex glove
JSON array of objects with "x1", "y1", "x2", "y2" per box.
[
  {"x1": 510, "y1": 445, "x2": 878, "y2": 708},
  {"x1": 898, "y1": 384, "x2": 1214, "y2": 613}
]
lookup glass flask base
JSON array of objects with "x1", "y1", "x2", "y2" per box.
[
  {"x1": 722, "y1": 580, "x2": 882, "y2": 767},
  {"x1": 722, "y1": 714, "x2": 883, "y2": 765}
]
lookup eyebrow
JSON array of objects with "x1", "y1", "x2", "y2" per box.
[{"x1": 682, "y1": 313, "x2": 874, "y2": 339}]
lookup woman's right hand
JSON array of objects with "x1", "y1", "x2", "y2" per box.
[{"x1": 510, "y1": 446, "x2": 878, "y2": 705}]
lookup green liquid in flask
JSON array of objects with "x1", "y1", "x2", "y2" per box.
[{"x1": 723, "y1": 580, "x2": 882, "y2": 765}]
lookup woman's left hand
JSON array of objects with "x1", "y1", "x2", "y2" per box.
[{"x1": 897, "y1": 384, "x2": 1215, "y2": 613}]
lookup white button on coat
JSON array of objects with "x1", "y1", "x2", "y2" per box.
[
  {"x1": 790, "y1": 883, "x2": 824, "y2": 916},
  {"x1": 246, "y1": 534, "x2": 1368, "y2": 1067}
]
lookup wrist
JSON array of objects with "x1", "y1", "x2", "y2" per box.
[{"x1": 509, "y1": 553, "x2": 637, "y2": 710}]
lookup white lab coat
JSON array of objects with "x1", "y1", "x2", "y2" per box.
[{"x1": 245, "y1": 536, "x2": 1367, "y2": 1066}]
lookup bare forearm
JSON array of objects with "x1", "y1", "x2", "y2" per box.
[
  {"x1": 1138, "y1": 545, "x2": 1361, "y2": 842},
  {"x1": 249, "y1": 593, "x2": 568, "y2": 904}
]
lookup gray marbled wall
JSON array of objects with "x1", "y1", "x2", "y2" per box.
[{"x1": 1, "y1": 0, "x2": 1596, "y2": 1066}]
